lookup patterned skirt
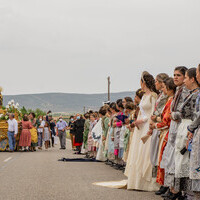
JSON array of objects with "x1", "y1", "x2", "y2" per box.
[
  {"x1": 189, "y1": 128, "x2": 200, "y2": 192},
  {"x1": 19, "y1": 129, "x2": 31, "y2": 147},
  {"x1": 156, "y1": 130, "x2": 169, "y2": 185}
]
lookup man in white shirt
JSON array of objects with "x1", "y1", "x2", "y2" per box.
[
  {"x1": 37, "y1": 116, "x2": 45, "y2": 150},
  {"x1": 7, "y1": 113, "x2": 18, "y2": 152}
]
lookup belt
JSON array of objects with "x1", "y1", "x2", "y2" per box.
[{"x1": 8, "y1": 131, "x2": 15, "y2": 133}]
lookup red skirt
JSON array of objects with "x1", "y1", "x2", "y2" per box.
[
  {"x1": 156, "y1": 132, "x2": 169, "y2": 185},
  {"x1": 73, "y1": 137, "x2": 82, "y2": 147},
  {"x1": 19, "y1": 129, "x2": 31, "y2": 147}
]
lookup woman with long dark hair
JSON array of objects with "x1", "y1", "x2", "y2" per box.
[
  {"x1": 149, "y1": 73, "x2": 169, "y2": 178},
  {"x1": 149, "y1": 77, "x2": 176, "y2": 195},
  {"x1": 29, "y1": 112, "x2": 38, "y2": 151},
  {"x1": 124, "y1": 71, "x2": 159, "y2": 191},
  {"x1": 160, "y1": 66, "x2": 189, "y2": 199}
]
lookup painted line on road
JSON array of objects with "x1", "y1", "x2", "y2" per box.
[
  {"x1": 0, "y1": 154, "x2": 21, "y2": 175},
  {"x1": 4, "y1": 157, "x2": 12, "y2": 163}
]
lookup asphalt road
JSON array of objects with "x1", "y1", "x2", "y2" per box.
[{"x1": 0, "y1": 139, "x2": 162, "y2": 200}]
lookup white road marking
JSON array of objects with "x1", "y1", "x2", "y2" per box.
[{"x1": 4, "y1": 157, "x2": 12, "y2": 163}]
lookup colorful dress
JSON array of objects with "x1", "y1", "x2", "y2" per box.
[
  {"x1": 107, "y1": 114, "x2": 117, "y2": 161},
  {"x1": 150, "y1": 93, "x2": 168, "y2": 169},
  {"x1": 30, "y1": 119, "x2": 38, "y2": 147},
  {"x1": 113, "y1": 112, "x2": 123, "y2": 156},
  {"x1": 160, "y1": 86, "x2": 189, "y2": 187},
  {"x1": 186, "y1": 90, "x2": 200, "y2": 192},
  {"x1": 123, "y1": 110, "x2": 137, "y2": 162},
  {"x1": 173, "y1": 89, "x2": 199, "y2": 191},
  {"x1": 155, "y1": 97, "x2": 173, "y2": 185},
  {"x1": 87, "y1": 121, "x2": 97, "y2": 152},
  {"x1": 19, "y1": 121, "x2": 32, "y2": 147},
  {"x1": 96, "y1": 117, "x2": 109, "y2": 162},
  {"x1": 43, "y1": 127, "x2": 50, "y2": 142}
]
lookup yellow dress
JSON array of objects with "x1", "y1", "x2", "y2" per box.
[{"x1": 30, "y1": 126, "x2": 38, "y2": 147}]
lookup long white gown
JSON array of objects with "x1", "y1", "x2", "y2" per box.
[{"x1": 125, "y1": 92, "x2": 159, "y2": 191}]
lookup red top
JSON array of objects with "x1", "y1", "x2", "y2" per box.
[
  {"x1": 116, "y1": 111, "x2": 124, "y2": 127},
  {"x1": 22, "y1": 121, "x2": 33, "y2": 129},
  {"x1": 156, "y1": 97, "x2": 173, "y2": 129}
]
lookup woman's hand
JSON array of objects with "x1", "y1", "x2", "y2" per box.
[
  {"x1": 126, "y1": 124, "x2": 131, "y2": 131},
  {"x1": 102, "y1": 135, "x2": 106, "y2": 141},
  {"x1": 125, "y1": 118, "x2": 130, "y2": 125},
  {"x1": 187, "y1": 131, "x2": 193, "y2": 140},
  {"x1": 149, "y1": 122, "x2": 156, "y2": 129},
  {"x1": 186, "y1": 139, "x2": 190, "y2": 149},
  {"x1": 147, "y1": 129, "x2": 153, "y2": 136},
  {"x1": 151, "y1": 115, "x2": 156, "y2": 121},
  {"x1": 113, "y1": 122, "x2": 117, "y2": 128},
  {"x1": 134, "y1": 119, "x2": 144, "y2": 127}
]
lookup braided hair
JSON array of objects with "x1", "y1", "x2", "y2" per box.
[{"x1": 141, "y1": 73, "x2": 159, "y2": 94}]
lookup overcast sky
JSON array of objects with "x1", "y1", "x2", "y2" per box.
[{"x1": 0, "y1": 0, "x2": 200, "y2": 95}]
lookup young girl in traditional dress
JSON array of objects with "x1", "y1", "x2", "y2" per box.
[
  {"x1": 82, "y1": 113, "x2": 90, "y2": 152},
  {"x1": 123, "y1": 102, "x2": 135, "y2": 163},
  {"x1": 106, "y1": 103, "x2": 119, "y2": 165},
  {"x1": 87, "y1": 113, "x2": 97, "y2": 158},
  {"x1": 124, "y1": 89, "x2": 145, "y2": 175},
  {"x1": 113, "y1": 99, "x2": 124, "y2": 170},
  {"x1": 43, "y1": 121, "x2": 51, "y2": 150}
]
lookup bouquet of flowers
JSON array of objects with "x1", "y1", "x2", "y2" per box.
[{"x1": 0, "y1": 100, "x2": 22, "y2": 121}]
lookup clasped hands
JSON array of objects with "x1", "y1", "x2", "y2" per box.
[{"x1": 186, "y1": 131, "x2": 193, "y2": 149}]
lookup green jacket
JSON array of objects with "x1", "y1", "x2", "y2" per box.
[
  {"x1": 102, "y1": 116, "x2": 109, "y2": 138},
  {"x1": 83, "y1": 119, "x2": 90, "y2": 147}
]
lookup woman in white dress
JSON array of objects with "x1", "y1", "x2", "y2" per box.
[{"x1": 125, "y1": 71, "x2": 159, "y2": 191}]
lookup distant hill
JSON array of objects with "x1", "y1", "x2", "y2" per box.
[{"x1": 3, "y1": 92, "x2": 135, "y2": 113}]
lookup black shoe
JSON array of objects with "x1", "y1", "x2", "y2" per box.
[
  {"x1": 113, "y1": 164, "x2": 119, "y2": 170},
  {"x1": 107, "y1": 161, "x2": 112, "y2": 166},
  {"x1": 155, "y1": 186, "x2": 169, "y2": 195},
  {"x1": 161, "y1": 189, "x2": 172, "y2": 198},
  {"x1": 168, "y1": 192, "x2": 182, "y2": 200},
  {"x1": 105, "y1": 160, "x2": 112, "y2": 165},
  {"x1": 177, "y1": 195, "x2": 186, "y2": 200}
]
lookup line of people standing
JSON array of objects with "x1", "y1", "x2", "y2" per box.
[{"x1": 70, "y1": 64, "x2": 200, "y2": 200}]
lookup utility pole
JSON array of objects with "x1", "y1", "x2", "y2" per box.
[
  {"x1": 83, "y1": 106, "x2": 86, "y2": 114},
  {"x1": 107, "y1": 76, "x2": 111, "y2": 102}
]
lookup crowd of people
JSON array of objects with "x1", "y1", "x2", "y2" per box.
[
  {"x1": 6, "y1": 64, "x2": 200, "y2": 199},
  {"x1": 7, "y1": 112, "x2": 67, "y2": 152},
  {"x1": 69, "y1": 64, "x2": 200, "y2": 200}
]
